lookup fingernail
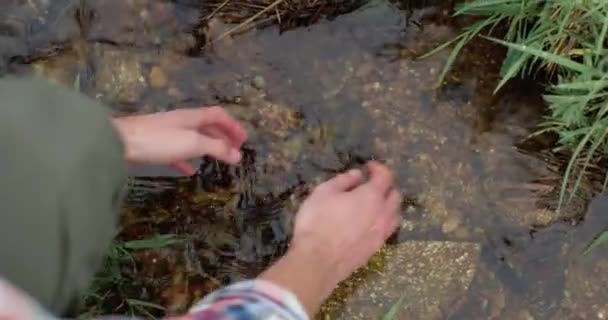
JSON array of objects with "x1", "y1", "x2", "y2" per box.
[{"x1": 347, "y1": 169, "x2": 362, "y2": 177}]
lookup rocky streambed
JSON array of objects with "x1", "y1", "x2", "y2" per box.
[{"x1": 2, "y1": 0, "x2": 608, "y2": 319}]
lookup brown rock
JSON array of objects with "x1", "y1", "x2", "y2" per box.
[
  {"x1": 442, "y1": 216, "x2": 462, "y2": 234},
  {"x1": 93, "y1": 45, "x2": 146, "y2": 104},
  {"x1": 150, "y1": 66, "x2": 168, "y2": 88}
]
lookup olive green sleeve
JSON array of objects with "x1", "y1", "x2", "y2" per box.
[{"x1": 0, "y1": 76, "x2": 128, "y2": 316}]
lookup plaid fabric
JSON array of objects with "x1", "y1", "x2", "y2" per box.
[{"x1": 0, "y1": 278, "x2": 308, "y2": 320}]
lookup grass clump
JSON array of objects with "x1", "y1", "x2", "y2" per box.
[
  {"x1": 426, "y1": 0, "x2": 608, "y2": 208},
  {"x1": 80, "y1": 234, "x2": 180, "y2": 318},
  {"x1": 423, "y1": 0, "x2": 608, "y2": 251}
]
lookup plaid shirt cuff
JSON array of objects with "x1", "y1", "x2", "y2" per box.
[{"x1": 185, "y1": 280, "x2": 309, "y2": 320}]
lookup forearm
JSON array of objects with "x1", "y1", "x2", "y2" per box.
[{"x1": 259, "y1": 244, "x2": 341, "y2": 317}]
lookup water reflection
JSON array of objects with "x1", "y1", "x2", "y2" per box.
[{"x1": 1, "y1": 0, "x2": 607, "y2": 319}]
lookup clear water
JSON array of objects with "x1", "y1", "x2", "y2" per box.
[{"x1": 2, "y1": 1, "x2": 608, "y2": 319}]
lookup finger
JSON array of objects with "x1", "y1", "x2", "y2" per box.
[
  {"x1": 384, "y1": 189, "x2": 403, "y2": 216},
  {"x1": 146, "y1": 107, "x2": 248, "y2": 145},
  {"x1": 172, "y1": 161, "x2": 197, "y2": 176},
  {"x1": 316, "y1": 169, "x2": 363, "y2": 193},
  {"x1": 201, "y1": 124, "x2": 246, "y2": 149},
  {"x1": 382, "y1": 189, "x2": 403, "y2": 237},
  {"x1": 190, "y1": 107, "x2": 248, "y2": 145},
  {"x1": 196, "y1": 135, "x2": 242, "y2": 164},
  {"x1": 366, "y1": 161, "x2": 395, "y2": 197}
]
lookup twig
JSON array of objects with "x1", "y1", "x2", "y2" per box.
[
  {"x1": 205, "y1": 0, "x2": 231, "y2": 21},
  {"x1": 275, "y1": 5, "x2": 282, "y2": 25},
  {"x1": 210, "y1": 0, "x2": 285, "y2": 44}
]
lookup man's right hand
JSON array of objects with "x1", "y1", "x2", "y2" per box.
[
  {"x1": 259, "y1": 161, "x2": 402, "y2": 317},
  {"x1": 292, "y1": 161, "x2": 402, "y2": 282}
]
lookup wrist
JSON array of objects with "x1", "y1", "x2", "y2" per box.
[
  {"x1": 287, "y1": 240, "x2": 343, "y2": 281},
  {"x1": 259, "y1": 240, "x2": 342, "y2": 316},
  {"x1": 112, "y1": 117, "x2": 141, "y2": 163}
]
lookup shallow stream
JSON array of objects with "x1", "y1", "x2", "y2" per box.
[{"x1": 2, "y1": 1, "x2": 608, "y2": 319}]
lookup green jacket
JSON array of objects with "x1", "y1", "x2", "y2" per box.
[{"x1": 0, "y1": 76, "x2": 127, "y2": 316}]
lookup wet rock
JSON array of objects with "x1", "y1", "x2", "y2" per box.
[
  {"x1": 168, "y1": 86, "x2": 185, "y2": 99},
  {"x1": 251, "y1": 75, "x2": 266, "y2": 90},
  {"x1": 416, "y1": 187, "x2": 451, "y2": 228},
  {"x1": 150, "y1": 66, "x2": 168, "y2": 88},
  {"x1": 355, "y1": 62, "x2": 374, "y2": 78},
  {"x1": 442, "y1": 216, "x2": 462, "y2": 234},
  {"x1": 32, "y1": 49, "x2": 83, "y2": 88},
  {"x1": 0, "y1": 0, "x2": 80, "y2": 44},
  {"x1": 85, "y1": 0, "x2": 198, "y2": 51},
  {"x1": 559, "y1": 197, "x2": 608, "y2": 319},
  {"x1": 0, "y1": 32, "x2": 26, "y2": 75},
  {"x1": 0, "y1": 0, "x2": 79, "y2": 71},
  {"x1": 93, "y1": 45, "x2": 146, "y2": 104},
  {"x1": 492, "y1": 223, "x2": 569, "y2": 319},
  {"x1": 321, "y1": 241, "x2": 481, "y2": 319},
  {"x1": 491, "y1": 174, "x2": 593, "y2": 228},
  {"x1": 448, "y1": 261, "x2": 507, "y2": 319},
  {"x1": 452, "y1": 225, "x2": 475, "y2": 240}
]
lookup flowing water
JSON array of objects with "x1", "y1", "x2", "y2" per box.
[{"x1": 2, "y1": 0, "x2": 608, "y2": 319}]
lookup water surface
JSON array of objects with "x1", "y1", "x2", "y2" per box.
[{"x1": 1, "y1": 1, "x2": 607, "y2": 319}]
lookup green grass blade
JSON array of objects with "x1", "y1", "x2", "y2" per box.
[
  {"x1": 126, "y1": 299, "x2": 166, "y2": 311},
  {"x1": 558, "y1": 125, "x2": 596, "y2": 213},
  {"x1": 555, "y1": 80, "x2": 608, "y2": 90},
  {"x1": 495, "y1": 48, "x2": 530, "y2": 93},
  {"x1": 584, "y1": 228, "x2": 608, "y2": 255},
  {"x1": 556, "y1": 2, "x2": 575, "y2": 40},
  {"x1": 433, "y1": 35, "x2": 469, "y2": 88},
  {"x1": 481, "y1": 36, "x2": 598, "y2": 75},
  {"x1": 570, "y1": 126, "x2": 608, "y2": 203},
  {"x1": 432, "y1": 17, "x2": 502, "y2": 88},
  {"x1": 595, "y1": 11, "x2": 608, "y2": 57},
  {"x1": 551, "y1": 71, "x2": 607, "y2": 209},
  {"x1": 382, "y1": 296, "x2": 405, "y2": 320},
  {"x1": 123, "y1": 234, "x2": 180, "y2": 250},
  {"x1": 418, "y1": 34, "x2": 466, "y2": 59}
]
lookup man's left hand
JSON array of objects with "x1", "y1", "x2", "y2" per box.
[{"x1": 113, "y1": 106, "x2": 248, "y2": 175}]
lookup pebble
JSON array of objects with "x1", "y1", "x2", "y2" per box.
[
  {"x1": 150, "y1": 66, "x2": 168, "y2": 88},
  {"x1": 167, "y1": 87, "x2": 183, "y2": 98},
  {"x1": 405, "y1": 205, "x2": 417, "y2": 215},
  {"x1": 372, "y1": 82, "x2": 382, "y2": 91},
  {"x1": 355, "y1": 62, "x2": 374, "y2": 78},
  {"x1": 252, "y1": 75, "x2": 266, "y2": 90},
  {"x1": 441, "y1": 216, "x2": 462, "y2": 234},
  {"x1": 452, "y1": 225, "x2": 471, "y2": 239}
]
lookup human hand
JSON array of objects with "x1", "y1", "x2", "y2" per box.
[
  {"x1": 258, "y1": 162, "x2": 401, "y2": 315},
  {"x1": 292, "y1": 161, "x2": 402, "y2": 283},
  {"x1": 113, "y1": 107, "x2": 248, "y2": 175}
]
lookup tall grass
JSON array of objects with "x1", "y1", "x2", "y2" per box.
[
  {"x1": 426, "y1": 0, "x2": 608, "y2": 207},
  {"x1": 424, "y1": 0, "x2": 608, "y2": 251}
]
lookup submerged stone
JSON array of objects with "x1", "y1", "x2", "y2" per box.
[
  {"x1": 320, "y1": 241, "x2": 481, "y2": 320},
  {"x1": 559, "y1": 197, "x2": 608, "y2": 319},
  {"x1": 93, "y1": 45, "x2": 147, "y2": 105}
]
